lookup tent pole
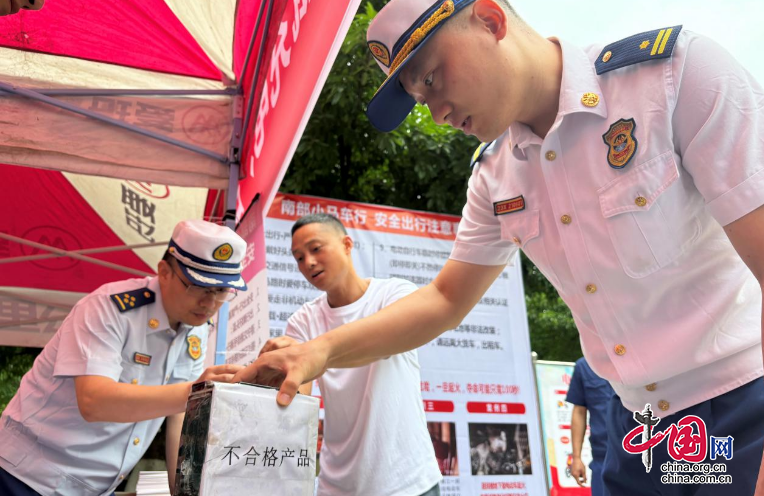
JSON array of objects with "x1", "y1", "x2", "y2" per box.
[
  {"x1": 0, "y1": 241, "x2": 167, "y2": 265},
  {"x1": 0, "y1": 233, "x2": 154, "y2": 277},
  {"x1": 224, "y1": 162, "x2": 240, "y2": 226},
  {"x1": 0, "y1": 289, "x2": 77, "y2": 311},
  {"x1": 0, "y1": 81, "x2": 229, "y2": 164},
  {"x1": 212, "y1": 0, "x2": 272, "y2": 365},
  {"x1": 0, "y1": 316, "x2": 69, "y2": 329},
  {"x1": 240, "y1": 0, "x2": 276, "y2": 154},
  {"x1": 212, "y1": 162, "x2": 239, "y2": 367},
  {"x1": 237, "y1": 0, "x2": 270, "y2": 89},
  {"x1": 0, "y1": 88, "x2": 237, "y2": 97}
]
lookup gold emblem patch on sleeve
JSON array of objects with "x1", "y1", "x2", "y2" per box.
[{"x1": 187, "y1": 335, "x2": 202, "y2": 360}]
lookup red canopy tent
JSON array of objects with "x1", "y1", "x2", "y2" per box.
[{"x1": 0, "y1": 0, "x2": 362, "y2": 347}]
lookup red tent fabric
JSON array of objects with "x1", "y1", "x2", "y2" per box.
[{"x1": 0, "y1": 0, "x2": 362, "y2": 346}]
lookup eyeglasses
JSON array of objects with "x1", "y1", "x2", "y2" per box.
[{"x1": 169, "y1": 263, "x2": 238, "y2": 302}]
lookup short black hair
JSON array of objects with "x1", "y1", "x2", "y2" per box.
[
  {"x1": 494, "y1": 0, "x2": 517, "y2": 15},
  {"x1": 449, "y1": 0, "x2": 522, "y2": 29},
  {"x1": 291, "y1": 213, "x2": 348, "y2": 236}
]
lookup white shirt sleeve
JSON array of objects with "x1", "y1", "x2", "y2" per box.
[
  {"x1": 52, "y1": 295, "x2": 127, "y2": 381},
  {"x1": 672, "y1": 31, "x2": 764, "y2": 226},
  {"x1": 382, "y1": 278, "x2": 419, "y2": 305},
  {"x1": 449, "y1": 164, "x2": 518, "y2": 266},
  {"x1": 285, "y1": 307, "x2": 310, "y2": 343}
]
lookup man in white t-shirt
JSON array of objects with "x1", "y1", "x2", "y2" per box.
[{"x1": 258, "y1": 213, "x2": 442, "y2": 496}]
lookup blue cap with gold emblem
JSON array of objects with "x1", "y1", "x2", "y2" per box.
[
  {"x1": 168, "y1": 219, "x2": 248, "y2": 290},
  {"x1": 366, "y1": 0, "x2": 477, "y2": 132}
]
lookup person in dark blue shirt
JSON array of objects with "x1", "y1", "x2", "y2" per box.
[{"x1": 566, "y1": 357, "x2": 615, "y2": 496}]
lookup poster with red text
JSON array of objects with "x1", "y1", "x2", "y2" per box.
[
  {"x1": 264, "y1": 193, "x2": 547, "y2": 496},
  {"x1": 535, "y1": 360, "x2": 593, "y2": 496}
]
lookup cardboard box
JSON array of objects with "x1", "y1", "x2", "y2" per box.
[{"x1": 174, "y1": 382, "x2": 320, "y2": 495}]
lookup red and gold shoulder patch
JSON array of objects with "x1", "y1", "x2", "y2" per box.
[
  {"x1": 494, "y1": 196, "x2": 525, "y2": 216},
  {"x1": 603, "y1": 118, "x2": 638, "y2": 169}
]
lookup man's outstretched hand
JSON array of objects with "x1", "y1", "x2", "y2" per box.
[
  {"x1": 232, "y1": 339, "x2": 330, "y2": 406},
  {"x1": 194, "y1": 364, "x2": 244, "y2": 384},
  {"x1": 258, "y1": 336, "x2": 300, "y2": 356}
]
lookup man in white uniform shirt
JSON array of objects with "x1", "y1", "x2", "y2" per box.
[
  {"x1": 258, "y1": 213, "x2": 442, "y2": 496},
  {"x1": 0, "y1": 220, "x2": 245, "y2": 495},
  {"x1": 237, "y1": 0, "x2": 764, "y2": 494}
]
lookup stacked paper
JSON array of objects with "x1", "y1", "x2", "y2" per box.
[{"x1": 136, "y1": 471, "x2": 171, "y2": 496}]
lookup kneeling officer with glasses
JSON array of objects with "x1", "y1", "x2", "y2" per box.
[{"x1": 0, "y1": 219, "x2": 246, "y2": 496}]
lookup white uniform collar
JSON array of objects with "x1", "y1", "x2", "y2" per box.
[
  {"x1": 145, "y1": 277, "x2": 171, "y2": 334},
  {"x1": 507, "y1": 37, "x2": 609, "y2": 161}
]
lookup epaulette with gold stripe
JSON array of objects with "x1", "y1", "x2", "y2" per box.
[
  {"x1": 595, "y1": 25, "x2": 682, "y2": 75},
  {"x1": 110, "y1": 288, "x2": 155, "y2": 313},
  {"x1": 470, "y1": 141, "x2": 495, "y2": 169}
]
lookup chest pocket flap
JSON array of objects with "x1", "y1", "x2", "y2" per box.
[
  {"x1": 498, "y1": 208, "x2": 539, "y2": 247},
  {"x1": 598, "y1": 151, "x2": 678, "y2": 217},
  {"x1": 597, "y1": 151, "x2": 700, "y2": 278}
]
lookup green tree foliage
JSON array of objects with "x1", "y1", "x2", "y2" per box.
[
  {"x1": 0, "y1": 347, "x2": 40, "y2": 413},
  {"x1": 281, "y1": 2, "x2": 581, "y2": 362},
  {"x1": 281, "y1": 2, "x2": 477, "y2": 215},
  {"x1": 521, "y1": 254, "x2": 581, "y2": 361}
]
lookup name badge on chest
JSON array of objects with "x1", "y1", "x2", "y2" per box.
[
  {"x1": 134, "y1": 352, "x2": 152, "y2": 366},
  {"x1": 494, "y1": 195, "x2": 526, "y2": 216}
]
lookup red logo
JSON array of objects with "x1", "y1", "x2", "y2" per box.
[
  {"x1": 126, "y1": 181, "x2": 170, "y2": 199},
  {"x1": 624, "y1": 415, "x2": 707, "y2": 463},
  {"x1": 20, "y1": 226, "x2": 81, "y2": 271},
  {"x1": 623, "y1": 404, "x2": 711, "y2": 472},
  {"x1": 182, "y1": 105, "x2": 231, "y2": 145}
]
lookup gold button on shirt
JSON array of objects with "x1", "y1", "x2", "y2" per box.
[{"x1": 614, "y1": 344, "x2": 626, "y2": 356}]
